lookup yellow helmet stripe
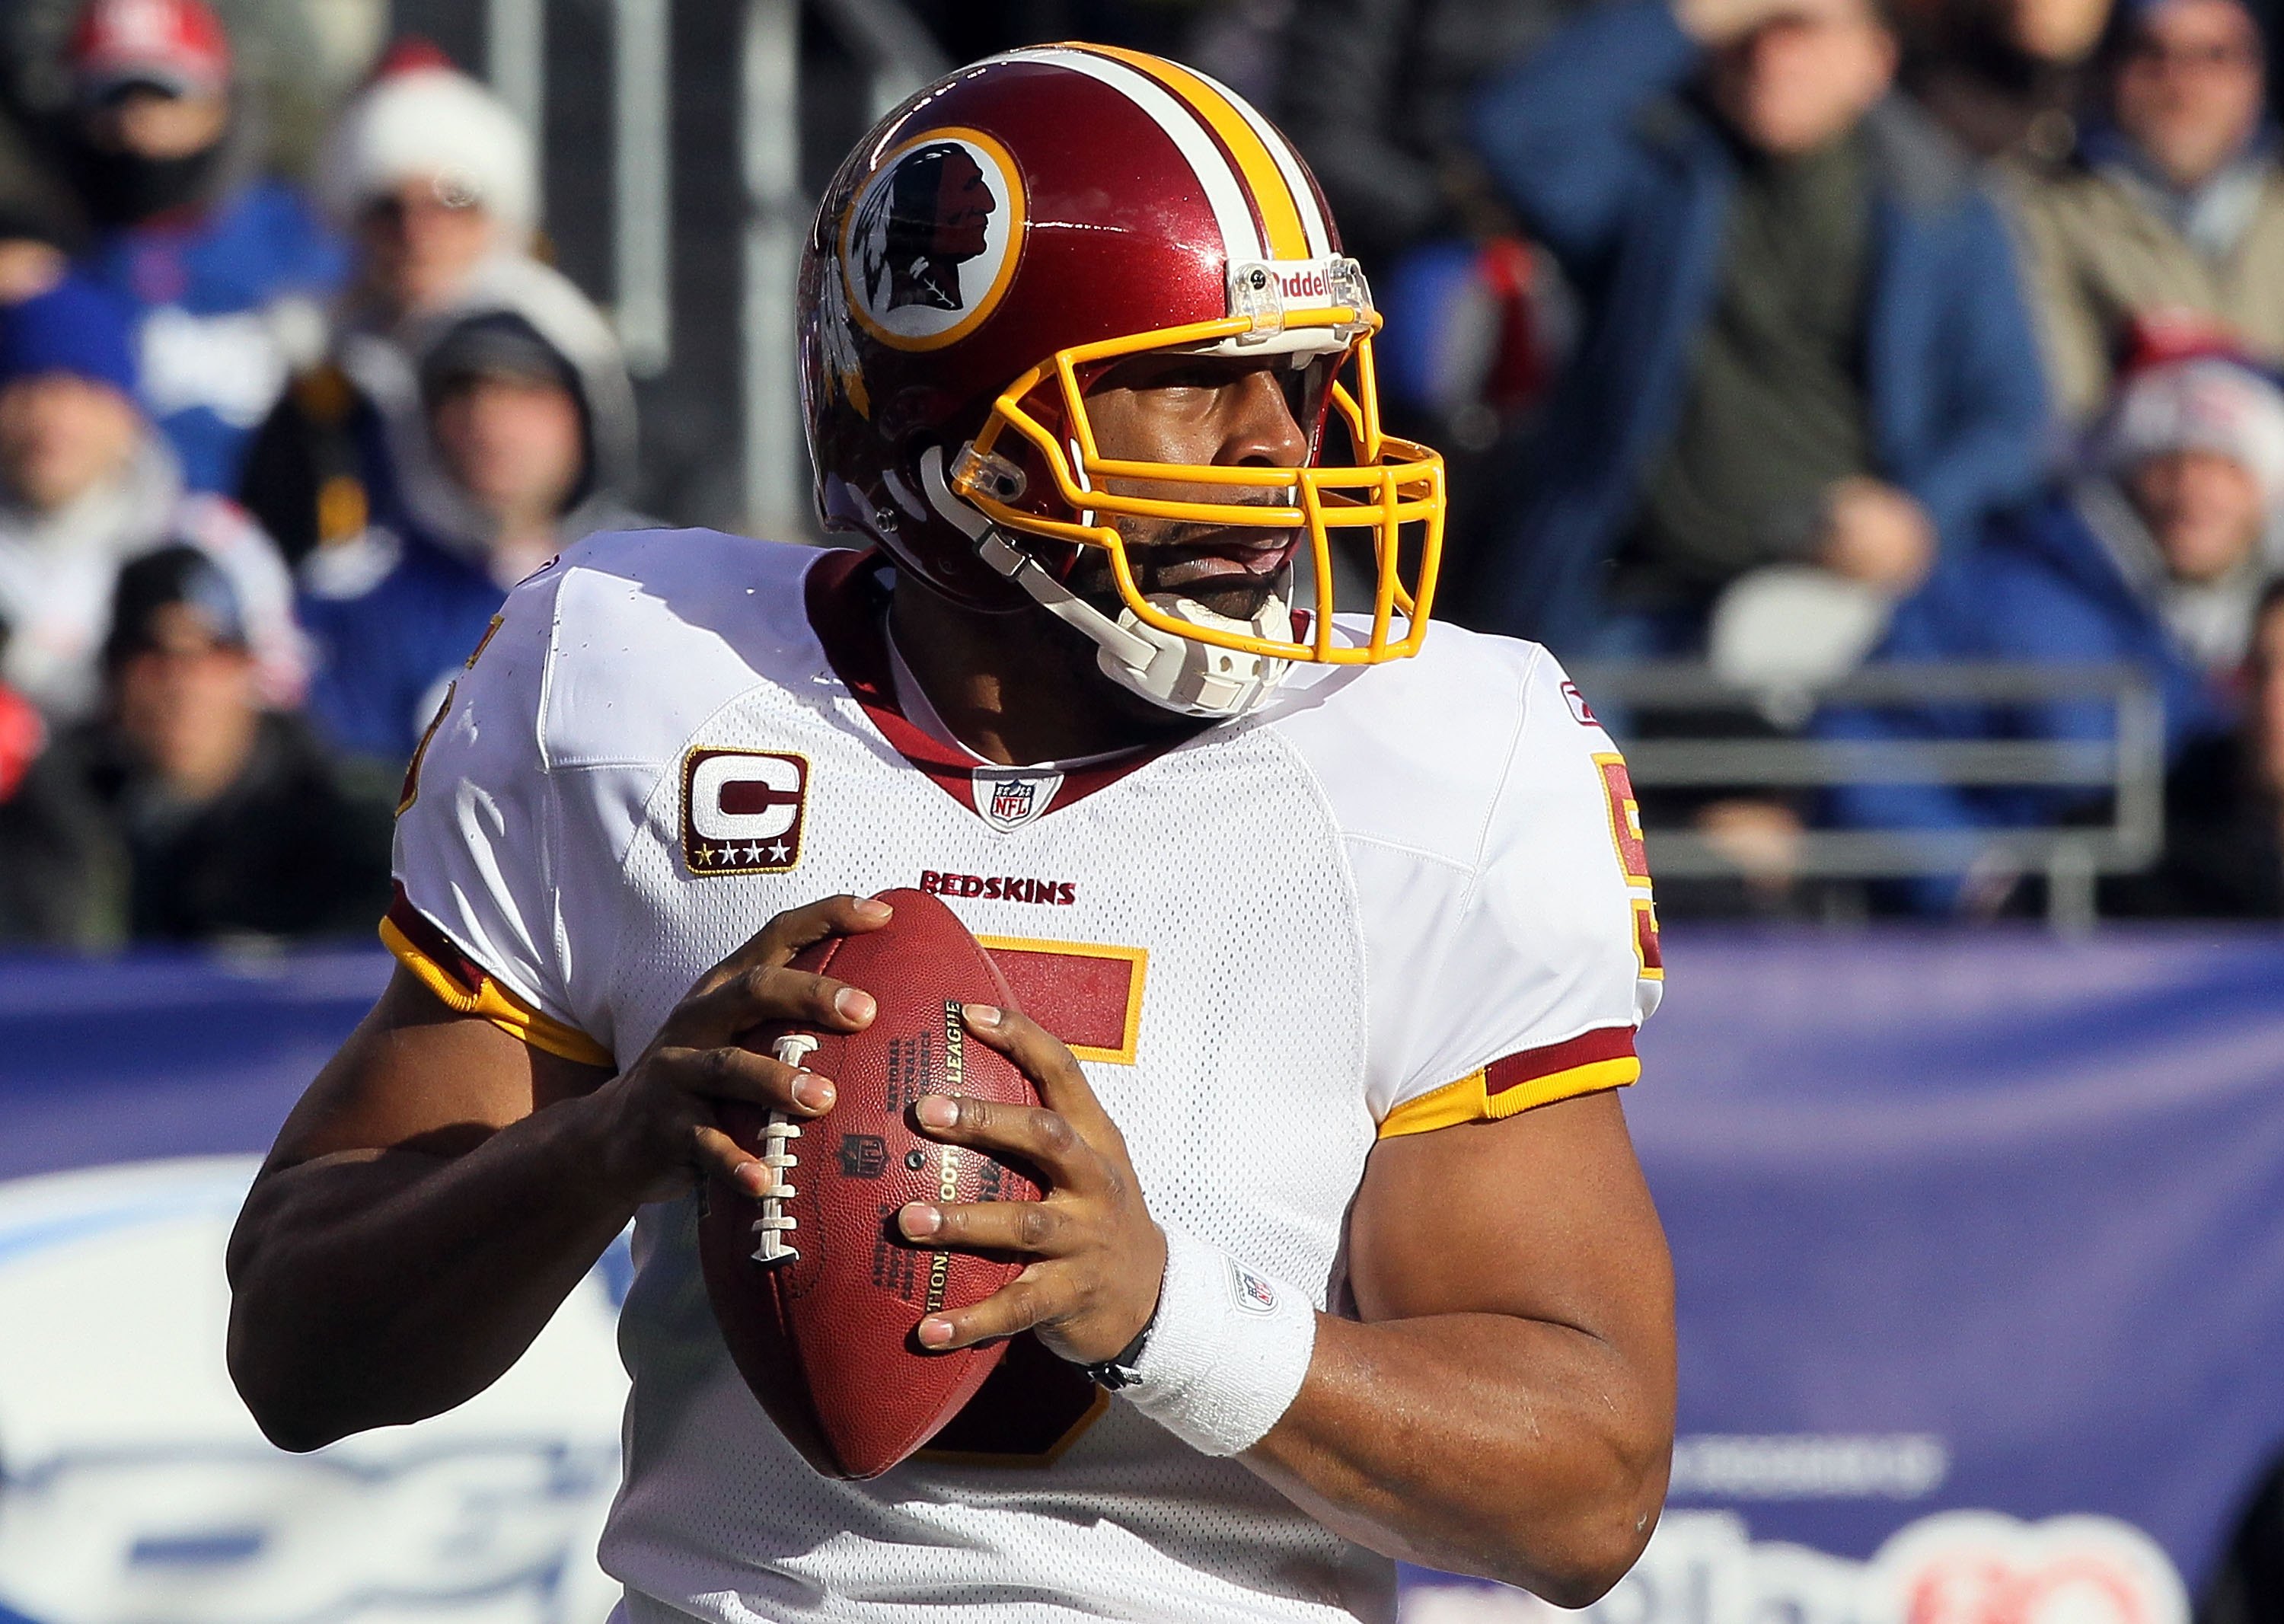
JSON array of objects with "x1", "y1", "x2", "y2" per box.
[
  {"x1": 1207, "y1": 69, "x2": 1335, "y2": 258},
  {"x1": 1078, "y1": 45, "x2": 1313, "y2": 262}
]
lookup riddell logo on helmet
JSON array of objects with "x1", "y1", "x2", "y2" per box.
[{"x1": 1239, "y1": 260, "x2": 1339, "y2": 305}]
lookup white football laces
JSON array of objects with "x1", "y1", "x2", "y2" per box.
[{"x1": 750, "y1": 1033, "x2": 815, "y2": 1264}]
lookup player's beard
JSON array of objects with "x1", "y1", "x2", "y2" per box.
[{"x1": 1070, "y1": 508, "x2": 1297, "y2": 623}]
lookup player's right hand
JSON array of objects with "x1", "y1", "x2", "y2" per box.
[{"x1": 582, "y1": 894, "x2": 889, "y2": 1204}]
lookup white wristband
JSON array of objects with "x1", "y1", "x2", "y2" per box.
[{"x1": 1121, "y1": 1224, "x2": 1318, "y2": 1457}]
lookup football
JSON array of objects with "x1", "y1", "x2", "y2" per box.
[{"x1": 697, "y1": 886, "x2": 1042, "y2": 1479}]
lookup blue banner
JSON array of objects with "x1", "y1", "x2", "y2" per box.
[
  {"x1": 1411, "y1": 926, "x2": 2284, "y2": 1624},
  {"x1": 0, "y1": 949, "x2": 387, "y2": 1182},
  {"x1": 0, "y1": 948, "x2": 629, "y2": 1624},
  {"x1": 2, "y1": 930, "x2": 2281, "y2": 1623}
]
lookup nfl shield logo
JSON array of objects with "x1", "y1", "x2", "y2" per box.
[
  {"x1": 1230, "y1": 1263, "x2": 1278, "y2": 1315},
  {"x1": 837, "y1": 1134, "x2": 888, "y2": 1179},
  {"x1": 975, "y1": 769, "x2": 1063, "y2": 833}
]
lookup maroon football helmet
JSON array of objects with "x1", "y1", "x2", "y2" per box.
[{"x1": 799, "y1": 44, "x2": 1446, "y2": 717}]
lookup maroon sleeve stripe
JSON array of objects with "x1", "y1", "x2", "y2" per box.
[{"x1": 1483, "y1": 1026, "x2": 1638, "y2": 1099}]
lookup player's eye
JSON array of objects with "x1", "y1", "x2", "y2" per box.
[
  {"x1": 1281, "y1": 356, "x2": 1332, "y2": 429},
  {"x1": 1147, "y1": 363, "x2": 1227, "y2": 394}
]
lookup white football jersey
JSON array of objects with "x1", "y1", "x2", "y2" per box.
[{"x1": 388, "y1": 530, "x2": 1663, "y2": 1624}]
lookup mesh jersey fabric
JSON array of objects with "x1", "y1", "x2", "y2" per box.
[{"x1": 389, "y1": 531, "x2": 1660, "y2": 1623}]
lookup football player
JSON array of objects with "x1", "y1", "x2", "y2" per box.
[{"x1": 228, "y1": 46, "x2": 1675, "y2": 1624}]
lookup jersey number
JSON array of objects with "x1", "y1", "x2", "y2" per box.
[
  {"x1": 1594, "y1": 752, "x2": 1662, "y2": 979},
  {"x1": 976, "y1": 936, "x2": 1147, "y2": 1064},
  {"x1": 914, "y1": 937, "x2": 1147, "y2": 1466},
  {"x1": 397, "y1": 617, "x2": 504, "y2": 816}
]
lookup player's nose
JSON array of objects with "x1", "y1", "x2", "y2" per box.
[{"x1": 1217, "y1": 367, "x2": 1309, "y2": 471}]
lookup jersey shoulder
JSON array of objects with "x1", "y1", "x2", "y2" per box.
[
  {"x1": 505, "y1": 528, "x2": 835, "y2": 772},
  {"x1": 1263, "y1": 618, "x2": 1604, "y2": 872}
]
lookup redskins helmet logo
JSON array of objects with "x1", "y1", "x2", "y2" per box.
[{"x1": 840, "y1": 128, "x2": 1026, "y2": 352}]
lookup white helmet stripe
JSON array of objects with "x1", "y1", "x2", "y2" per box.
[
  {"x1": 997, "y1": 46, "x2": 1267, "y2": 267},
  {"x1": 1188, "y1": 65, "x2": 1335, "y2": 259}
]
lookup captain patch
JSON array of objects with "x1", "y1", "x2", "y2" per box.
[{"x1": 683, "y1": 749, "x2": 809, "y2": 875}]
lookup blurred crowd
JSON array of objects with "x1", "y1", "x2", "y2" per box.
[
  {"x1": 1275, "y1": 0, "x2": 2284, "y2": 921},
  {"x1": 0, "y1": 0, "x2": 2279, "y2": 947},
  {"x1": 0, "y1": 0, "x2": 644, "y2": 947}
]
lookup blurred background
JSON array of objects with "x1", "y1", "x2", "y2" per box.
[{"x1": 0, "y1": 0, "x2": 2280, "y2": 1620}]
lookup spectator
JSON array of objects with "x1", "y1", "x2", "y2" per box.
[
  {"x1": 238, "y1": 46, "x2": 542, "y2": 564},
  {"x1": 2015, "y1": 0, "x2": 2284, "y2": 423},
  {"x1": 1900, "y1": 0, "x2": 2113, "y2": 164},
  {"x1": 2085, "y1": 357, "x2": 2284, "y2": 673},
  {"x1": 1463, "y1": 0, "x2": 2050, "y2": 657},
  {"x1": 0, "y1": 273, "x2": 298, "y2": 722},
  {"x1": 1278, "y1": 0, "x2": 1582, "y2": 596},
  {"x1": 298, "y1": 276, "x2": 644, "y2": 764},
  {"x1": 0, "y1": 544, "x2": 393, "y2": 946},
  {"x1": 1825, "y1": 355, "x2": 2284, "y2": 910},
  {"x1": 61, "y1": 0, "x2": 344, "y2": 495},
  {"x1": 0, "y1": 206, "x2": 67, "y2": 304}
]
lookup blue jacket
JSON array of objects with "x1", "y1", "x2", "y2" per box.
[
  {"x1": 1466, "y1": 1, "x2": 2050, "y2": 651},
  {"x1": 298, "y1": 528, "x2": 507, "y2": 764},
  {"x1": 78, "y1": 179, "x2": 346, "y2": 496},
  {"x1": 1821, "y1": 488, "x2": 2231, "y2": 908}
]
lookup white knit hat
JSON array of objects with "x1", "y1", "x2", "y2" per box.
[
  {"x1": 2100, "y1": 356, "x2": 2284, "y2": 511},
  {"x1": 314, "y1": 62, "x2": 538, "y2": 239}
]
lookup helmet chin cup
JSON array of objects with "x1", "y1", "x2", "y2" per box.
[
  {"x1": 1099, "y1": 595, "x2": 1294, "y2": 720},
  {"x1": 920, "y1": 445, "x2": 1294, "y2": 721}
]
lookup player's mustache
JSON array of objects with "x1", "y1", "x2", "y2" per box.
[{"x1": 1131, "y1": 496, "x2": 1298, "y2": 555}]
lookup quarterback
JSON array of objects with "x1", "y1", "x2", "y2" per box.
[{"x1": 228, "y1": 45, "x2": 1675, "y2": 1624}]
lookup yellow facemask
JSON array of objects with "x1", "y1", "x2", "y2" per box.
[{"x1": 946, "y1": 298, "x2": 1447, "y2": 668}]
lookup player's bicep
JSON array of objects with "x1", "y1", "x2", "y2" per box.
[
  {"x1": 263, "y1": 967, "x2": 614, "y2": 1173},
  {"x1": 1347, "y1": 1090, "x2": 1672, "y2": 1353}
]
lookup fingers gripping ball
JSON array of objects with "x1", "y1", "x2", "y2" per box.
[{"x1": 697, "y1": 887, "x2": 1042, "y2": 1479}]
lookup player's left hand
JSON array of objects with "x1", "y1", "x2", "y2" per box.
[{"x1": 896, "y1": 1003, "x2": 1166, "y2": 1366}]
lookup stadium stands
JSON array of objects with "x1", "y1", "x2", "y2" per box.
[{"x1": 0, "y1": 0, "x2": 2278, "y2": 1619}]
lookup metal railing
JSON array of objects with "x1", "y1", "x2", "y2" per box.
[
  {"x1": 739, "y1": 0, "x2": 951, "y2": 537},
  {"x1": 1571, "y1": 662, "x2": 2169, "y2": 930},
  {"x1": 483, "y1": 0, "x2": 676, "y2": 377},
  {"x1": 479, "y1": 0, "x2": 950, "y2": 509}
]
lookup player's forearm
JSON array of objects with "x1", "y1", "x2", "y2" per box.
[
  {"x1": 226, "y1": 1096, "x2": 638, "y2": 1451},
  {"x1": 1242, "y1": 1310, "x2": 1670, "y2": 1604}
]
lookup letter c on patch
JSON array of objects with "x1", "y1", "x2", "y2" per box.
[{"x1": 691, "y1": 753, "x2": 805, "y2": 841}]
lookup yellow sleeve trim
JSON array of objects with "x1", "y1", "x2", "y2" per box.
[
  {"x1": 1377, "y1": 1055, "x2": 1640, "y2": 1140},
  {"x1": 381, "y1": 917, "x2": 616, "y2": 1070}
]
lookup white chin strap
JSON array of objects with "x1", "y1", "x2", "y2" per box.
[{"x1": 920, "y1": 447, "x2": 1294, "y2": 720}]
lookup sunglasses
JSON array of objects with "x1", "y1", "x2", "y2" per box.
[{"x1": 362, "y1": 179, "x2": 485, "y2": 225}]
